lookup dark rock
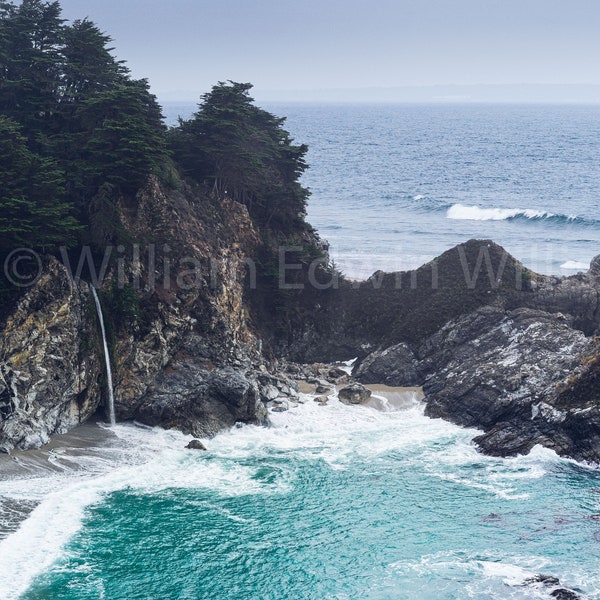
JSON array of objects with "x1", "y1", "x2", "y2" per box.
[
  {"x1": 355, "y1": 342, "x2": 421, "y2": 386},
  {"x1": 521, "y1": 575, "x2": 581, "y2": 600},
  {"x1": 328, "y1": 366, "x2": 348, "y2": 380},
  {"x1": 420, "y1": 307, "x2": 594, "y2": 460},
  {"x1": 314, "y1": 395, "x2": 329, "y2": 405},
  {"x1": 133, "y1": 364, "x2": 268, "y2": 438},
  {"x1": 186, "y1": 439, "x2": 207, "y2": 450},
  {"x1": 315, "y1": 383, "x2": 332, "y2": 394},
  {"x1": 551, "y1": 589, "x2": 581, "y2": 600},
  {"x1": 524, "y1": 575, "x2": 560, "y2": 587},
  {"x1": 589, "y1": 253, "x2": 600, "y2": 277},
  {"x1": 7, "y1": 227, "x2": 600, "y2": 467},
  {"x1": 338, "y1": 383, "x2": 372, "y2": 405}
]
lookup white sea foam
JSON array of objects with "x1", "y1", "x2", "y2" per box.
[
  {"x1": 390, "y1": 551, "x2": 564, "y2": 598},
  {"x1": 0, "y1": 395, "x2": 587, "y2": 600},
  {"x1": 560, "y1": 260, "x2": 588, "y2": 270},
  {"x1": 447, "y1": 203, "x2": 557, "y2": 221},
  {"x1": 0, "y1": 423, "x2": 288, "y2": 600}
]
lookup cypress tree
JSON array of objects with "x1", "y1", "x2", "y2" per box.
[{"x1": 169, "y1": 81, "x2": 309, "y2": 232}]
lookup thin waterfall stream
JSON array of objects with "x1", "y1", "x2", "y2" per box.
[{"x1": 91, "y1": 287, "x2": 116, "y2": 426}]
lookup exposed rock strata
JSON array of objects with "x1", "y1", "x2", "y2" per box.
[{"x1": 0, "y1": 259, "x2": 101, "y2": 451}]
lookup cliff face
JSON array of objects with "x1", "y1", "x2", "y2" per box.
[
  {"x1": 0, "y1": 259, "x2": 100, "y2": 451},
  {"x1": 0, "y1": 177, "x2": 275, "y2": 451},
  {"x1": 2, "y1": 179, "x2": 600, "y2": 466}
]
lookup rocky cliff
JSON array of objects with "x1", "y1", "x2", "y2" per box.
[
  {"x1": 2, "y1": 179, "x2": 600, "y2": 466},
  {"x1": 0, "y1": 177, "x2": 290, "y2": 450},
  {"x1": 348, "y1": 241, "x2": 600, "y2": 463},
  {"x1": 0, "y1": 259, "x2": 100, "y2": 451}
]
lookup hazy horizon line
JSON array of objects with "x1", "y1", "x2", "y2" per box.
[{"x1": 156, "y1": 83, "x2": 600, "y2": 104}]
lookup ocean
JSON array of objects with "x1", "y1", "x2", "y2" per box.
[
  {"x1": 2, "y1": 103, "x2": 600, "y2": 599},
  {"x1": 2, "y1": 395, "x2": 600, "y2": 599},
  {"x1": 165, "y1": 101, "x2": 600, "y2": 278}
]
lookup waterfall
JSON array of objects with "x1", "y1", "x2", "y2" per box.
[{"x1": 91, "y1": 287, "x2": 116, "y2": 426}]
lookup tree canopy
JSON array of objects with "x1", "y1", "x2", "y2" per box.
[
  {"x1": 0, "y1": 115, "x2": 79, "y2": 250},
  {"x1": 169, "y1": 81, "x2": 310, "y2": 232},
  {"x1": 1, "y1": 1, "x2": 313, "y2": 259},
  {"x1": 0, "y1": 0, "x2": 166, "y2": 251}
]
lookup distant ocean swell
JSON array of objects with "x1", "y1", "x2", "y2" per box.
[{"x1": 446, "y1": 203, "x2": 595, "y2": 226}]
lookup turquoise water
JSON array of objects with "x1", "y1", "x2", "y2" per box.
[{"x1": 3, "y1": 397, "x2": 600, "y2": 599}]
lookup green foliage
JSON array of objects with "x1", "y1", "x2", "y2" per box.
[
  {"x1": 72, "y1": 78, "x2": 167, "y2": 196},
  {"x1": 0, "y1": 0, "x2": 64, "y2": 145},
  {"x1": 0, "y1": 0, "x2": 168, "y2": 254},
  {"x1": 169, "y1": 81, "x2": 310, "y2": 233},
  {"x1": 0, "y1": 115, "x2": 80, "y2": 250},
  {"x1": 107, "y1": 281, "x2": 143, "y2": 329},
  {"x1": 60, "y1": 18, "x2": 127, "y2": 105}
]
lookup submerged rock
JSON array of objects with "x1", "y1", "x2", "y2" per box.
[
  {"x1": 521, "y1": 575, "x2": 581, "y2": 600},
  {"x1": 186, "y1": 439, "x2": 207, "y2": 450}
]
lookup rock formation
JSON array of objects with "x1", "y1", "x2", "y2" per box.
[
  {"x1": 0, "y1": 177, "x2": 285, "y2": 450},
  {"x1": 349, "y1": 242, "x2": 600, "y2": 463},
  {"x1": 1, "y1": 173, "x2": 600, "y2": 466},
  {"x1": 0, "y1": 259, "x2": 100, "y2": 452}
]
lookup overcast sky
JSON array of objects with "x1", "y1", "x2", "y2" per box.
[{"x1": 56, "y1": 0, "x2": 600, "y2": 102}]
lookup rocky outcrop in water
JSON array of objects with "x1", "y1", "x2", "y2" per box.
[
  {"x1": 351, "y1": 242, "x2": 600, "y2": 463},
  {"x1": 338, "y1": 383, "x2": 372, "y2": 405}
]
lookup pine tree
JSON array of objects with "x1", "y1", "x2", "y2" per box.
[
  {"x1": 1, "y1": 0, "x2": 169, "y2": 246},
  {"x1": 74, "y1": 78, "x2": 167, "y2": 196},
  {"x1": 0, "y1": 0, "x2": 64, "y2": 145}
]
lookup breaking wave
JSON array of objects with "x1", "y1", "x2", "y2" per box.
[{"x1": 446, "y1": 203, "x2": 596, "y2": 226}]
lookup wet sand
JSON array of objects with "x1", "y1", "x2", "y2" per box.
[
  {"x1": 0, "y1": 421, "x2": 119, "y2": 539},
  {"x1": 0, "y1": 421, "x2": 118, "y2": 479},
  {"x1": 364, "y1": 384, "x2": 424, "y2": 398}
]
